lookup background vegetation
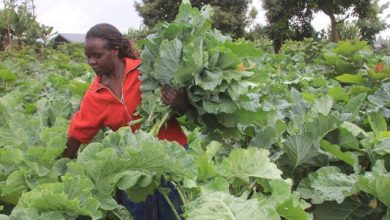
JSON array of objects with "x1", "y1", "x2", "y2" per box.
[{"x1": 1, "y1": 0, "x2": 390, "y2": 219}]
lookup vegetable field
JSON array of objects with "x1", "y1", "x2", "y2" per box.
[{"x1": 1, "y1": 2, "x2": 390, "y2": 220}]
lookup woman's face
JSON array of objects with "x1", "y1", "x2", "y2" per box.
[{"x1": 85, "y1": 37, "x2": 118, "y2": 76}]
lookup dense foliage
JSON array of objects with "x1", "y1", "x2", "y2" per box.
[
  {"x1": 134, "y1": 0, "x2": 253, "y2": 38},
  {"x1": 262, "y1": 0, "x2": 389, "y2": 51},
  {"x1": 1, "y1": 1, "x2": 390, "y2": 219},
  {"x1": 0, "y1": 0, "x2": 54, "y2": 51},
  {"x1": 136, "y1": 1, "x2": 264, "y2": 140}
]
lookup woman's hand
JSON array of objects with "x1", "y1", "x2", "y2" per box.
[
  {"x1": 62, "y1": 137, "x2": 81, "y2": 159},
  {"x1": 161, "y1": 85, "x2": 189, "y2": 115}
]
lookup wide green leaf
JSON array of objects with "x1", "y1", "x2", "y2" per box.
[
  {"x1": 215, "y1": 50, "x2": 240, "y2": 70},
  {"x1": 18, "y1": 175, "x2": 101, "y2": 219},
  {"x1": 357, "y1": 161, "x2": 390, "y2": 207},
  {"x1": 305, "y1": 114, "x2": 342, "y2": 139},
  {"x1": 217, "y1": 109, "x2": 269, "y2": 128},
  {"x1": 6, "y1": 207, "x2": 67, "y2": 220},
  {"x1": 340, "y1": 121, "x2": 368, "y2": 137},
  {"x1": 258, "y1": 179, "x2": 311, "y2": 220},
  {"x1": 297, "y1": 166, "x2": 359, "y2": 204},
  {"x1": 323, "y1": 52, "x2": 356, "y2": 74},
  {"x1": 68, "y1": 128, "x2": 197, "y2": 205},
  {"x1": 320, "y1": 140, "x2": 359, "y2": 171},
  {"x1": 335, "y1": 74, "x2": 365, "y2": 84},
  {"x1": 373, "y1": 138, "x2": 390, "y2": 155},
  {"x1": 195, "y1": 69, "x2": 222, "y2": 91},
  {"x1": 367, "y1": 111, "x2": 387, "y2": 136},
  {"x1": 276, "y1": 198, "x2": 311, "y2": 220},
  {"x1": 326, "y1": 128, "x2": 360, "y2": 150},
  {"x1": 342, "y1": 93, "x2": 366, "y2": 122},
  {"x1": 333, "y1": 41, "x2": 368, "y2": 57},
  {"x1": 184, "y1": 192, "x2": 278, "y2": 220},
  {"x1": 250, "y1": 125, "x2": 277, "y2": 149},
  {"x1": 282, "y1": 134, "x2": 321, "y2": 168},
  {"x1": 312, "y1": 95, "x2": 333, "y2": 115},
  {"x1": 174, "y1": 37, "x2": 205, "y2": 85},
  {"x1": 376, "y1": 175, "x2": 390, "y2": 207},
  {"x1": 368, "y1": 83, "x2": 390, "y2": 108},
  {"x1": 202, "y1": 97, "x2": 237, "y2": 114},
  {"x1": 218, "y1": 148, "x2": 282, "y2": 182},
  {"x1": 313, "y1": 199, "x2": 364, "y2": 220},
  {"x1": 328, "y1": 86, "x2": 349, "y2": 102},
  {"x1": 149, "y1": 38, "x2": 183, "y2": 84}
]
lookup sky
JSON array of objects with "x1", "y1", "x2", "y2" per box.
[
  {"x1": 33, "y1": 0, "x2": 142, "y2": 34},
  {"x1": 15, "y1": 0, "x2": 390, "y2": 38}
]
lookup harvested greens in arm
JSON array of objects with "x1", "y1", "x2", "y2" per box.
[{"x1": 136, "y1": 0, "x2": 264, "y2": 137}]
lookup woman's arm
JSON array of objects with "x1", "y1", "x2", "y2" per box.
[
  {"x1": 62, "y1": 137, "x2": 81, "y2": 159},
  {"x1": 65, "y1": 92, "x2": 102, "y2": 159}
]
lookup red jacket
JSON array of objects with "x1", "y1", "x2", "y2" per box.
[{"x1": 68, "y1": 58, "x2": 187, "y2": 145}]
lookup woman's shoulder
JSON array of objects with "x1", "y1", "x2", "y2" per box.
[
  {"x1": 79, "y1": 77, "x2": 103, "y2": 104},
  {"x1": 84, "y1": 77, "x2": 100, "y2": 94},
  {"x1": 124, "y1": 58, "x2": 142, "y2": 73}
]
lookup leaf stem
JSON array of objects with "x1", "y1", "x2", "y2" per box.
[
  {"x1": 367, "y1": 149, "x2": 376, "y2": 167},
  {"x1": 150, "y1": 111, "x2": 171, "y2": 137},
  {"x1": 161, "y1": 190, "x2": 181, "y2": 220},
  {"x1": 128, "y1": 117, "x2": 144, "y2": 126},
  {"x1": 147, "y1": 108, "x2": 155, "y2": 124},
  {"x1": 111, "y1": 210, "x2": 125, "y2": 220},
  {"x1": 170, "y1": 180, "x2": 187, "y2": 205}
]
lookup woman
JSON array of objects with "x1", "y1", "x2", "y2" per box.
[
  {"x1": 62, "y1": 23, "x2": 188, "y2": 219},
  {"x1": 63, "y1": 23, "x2": 188, "y2": 158}
]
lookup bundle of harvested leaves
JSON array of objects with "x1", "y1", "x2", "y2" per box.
[{"x1": 135, "y1": 0, "x2": 264, "y2": 139}]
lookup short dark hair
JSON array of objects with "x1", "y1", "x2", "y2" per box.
[{"x1": 86, "y1": 23, "x2": 138, "y2": 59}]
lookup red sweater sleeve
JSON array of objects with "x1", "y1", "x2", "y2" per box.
[{"x1": 68, "y1": 93, "x2": 102, "y2": 144}]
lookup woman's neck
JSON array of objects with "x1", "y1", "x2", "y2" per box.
[{"x1": 103, "y1": 59, "x2": 125, "y2": 80}]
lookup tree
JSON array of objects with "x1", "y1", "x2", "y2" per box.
[
  {"x1": 134, "y1": 0, "x2": 180, "y2": 29},
  {"x1": 0, "y1": 0, "x2": 53, "y2": 51},
  {"x1": 1, "y1": 0, "x2": 15, "y2": 50},
  {"x1": 245, "y1": 24, "x2": 268, "y2": 41},
  {"x1": 354, "y1": 0, "x2": 389, "y2": 44},
  {"x1": 331, "y1": 21, "x2": 361, "y2": 41},
  {"x1": 314, "y1": 0, "x2": 388, "y2": 43},
  {"x1": 261, "y1": 0, "x2": 316, "y2": 52},
  {"x1": 260, "y1": 0, "x2": 389, "y2": 51},
  {"x1": 134, "y1": 0, "x2": 252, "y2": 38}
]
